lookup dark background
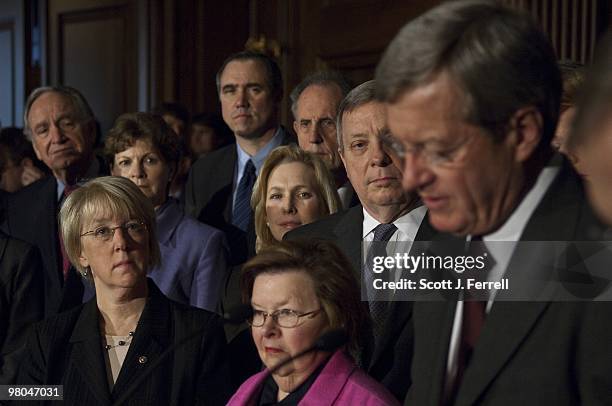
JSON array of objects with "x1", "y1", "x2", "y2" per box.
[{"x1": 0, "y1": 0, "x2": 609, "y2": 135}]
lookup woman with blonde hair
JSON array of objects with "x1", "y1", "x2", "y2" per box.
[
  {"x1": 251, "y1": 145, "x2": 341, "y2": 251},
  {"x1": 17, "y1": 176, "x2": 230, "y2": 405}
]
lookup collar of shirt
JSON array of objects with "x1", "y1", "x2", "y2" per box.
[
  {"x1": 233, "y1": 127, "x2": 284, "y2": 209},
  {"x1": 235, "y1": 127, "x2": 284, "y2": 180},
  {"x1": 362, "y1": 205, "x2": 427, "y2": 243},
  {"x1": 468, "y1": 165, "x2": 560, "y2": 303},
  {"x1": 56, "y1": 157, "x2": 101, "y2": 201}
]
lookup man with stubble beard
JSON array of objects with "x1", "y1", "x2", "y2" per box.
[
  {"x1": 185, "y1": 51, "x2": 294, "y2": 388},
  {"x1": 185, "y1": 51, "x2": 294, "y2": 264}
]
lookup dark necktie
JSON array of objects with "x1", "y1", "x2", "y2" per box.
[
  {"x1": 232, "y1": 160, "x2": 256, "y2": 232},
  {"x1": 59, "y1": 184, "x2": 78, "y2": 281},
  {"x1": 363, "y1": 223, "x2": 398, "y2": 342},
  {"x1": 446, "y1": 236, "x2": 494, "y2": 404}
]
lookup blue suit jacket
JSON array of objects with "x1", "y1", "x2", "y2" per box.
[{"x1": 149, "y1": 199, "x2": 229, "y2": 313}]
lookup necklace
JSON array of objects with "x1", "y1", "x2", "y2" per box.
[{"x1": 104, "y1": 331, "x2": 135, "y2": 351}]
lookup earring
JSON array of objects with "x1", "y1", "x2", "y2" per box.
[{"x1": 81, "y1": 267, "x2": 90, "y2": 277}]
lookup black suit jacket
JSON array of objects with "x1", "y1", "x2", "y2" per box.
[
  {"x1": 17, "y1": 281, "x2": 230, "y2": 406},
  {"x1": 0, "y1": 232, "x2": 44, "y2": 385},
  {"x1": 406, "y1": 162, "x2": 612, "y2": 406},
  {"x1": 1, "y1": 157, "x2": 108, "y2": 316},
  {"x1": 285, "y1": 204, "x2": 437, "y2": 402},
  {"x1": 1, "y1": 177, "x2": 85, "y2": 316}
]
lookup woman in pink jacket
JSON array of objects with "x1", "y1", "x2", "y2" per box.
[{"x1": 228, "y1": 239, "x2": 399, "y2": 406}]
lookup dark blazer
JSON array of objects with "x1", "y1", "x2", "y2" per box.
[
  {"x1": 285, "y1": 204, "x2": 437, "y2": 402},
  {"x1": 17, "y1": 280, "x2": 231, "y2": 406},
  {"x1": 184, "y1": 127, "x2": 294, "y2": 264},
  {"x1": 406, "y1": 163, "x2": 612, "y2": 406},
  {"x1": 1, "y1": 157, "x2": 108, "y2": 316},
  {"x1": 0, "y1": 232, "x2": 44, "y2": 384},
  {"x1": 1, "y1": 177, "x2": 85, "y2": 316}
]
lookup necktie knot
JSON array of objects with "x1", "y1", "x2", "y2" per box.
[{"x1": 372, "y1": 223, "x2": 397, "y2": 242}]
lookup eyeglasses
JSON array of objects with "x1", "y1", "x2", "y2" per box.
[
  {"x1": 380, "y1": 131, "x2": 474, "y2": 167},
  {"x1": 247, "y1": 308, "x2": 321, "y2": 328},
  {"x1": 80, "y1": 220, "x2": 147, "y2": 242}
]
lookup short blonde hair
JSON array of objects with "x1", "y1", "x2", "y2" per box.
[
  {"x1": 59, "y1": 176, "x2": 160, "y2": 278},
  {"x1": 251, "y1": 145, "x2": 341, "y2": 252}
]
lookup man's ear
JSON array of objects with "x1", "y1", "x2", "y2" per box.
[
  {"x1": 293, "y1": 120, "x2": 299, "y2": 135},
  {"x1": 507, "y1": 106, "x2": 543, "y2": 163}
]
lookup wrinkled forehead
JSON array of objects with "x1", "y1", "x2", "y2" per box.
[{"x1": 30, "y1": 91, "x2": 79, "y2": 119}]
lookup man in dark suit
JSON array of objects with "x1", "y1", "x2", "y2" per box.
[
  {"x1": 185, "y1": 51, "x2": 294, "y2": 263},
  {"x1": 287, "y1": 80, "x2": 426, "y2": 401},
  {"x1": 184, "y1": 51, "x2": 293, "y2": 386},
  {"x1": 0, "y1": 212, "x2": 44, "y2": 384},
  {"x1": 2, "y1": 86, "x2": 106, "y2": 316},
  {"x1": 290, "y1": 71, "x2": 358, "y2": 208},
  {"x1": 376, "y1": 1, "x2": 611, "y2": 404}
]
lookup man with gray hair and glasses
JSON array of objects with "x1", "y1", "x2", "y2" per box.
[
  {"x1": 376, "y1": 0, "x2": 611, "y2": 404},
  {"x1": 2, "y1": 86, "x2": 107, "y2": 316}
]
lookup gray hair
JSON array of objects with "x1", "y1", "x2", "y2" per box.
[
  {"x1": 215, "y1": 51, "x2": 283, "y2": 102},
  {"x1": 23, "y1": 86, "x2": 95, "y2": 140},
  {"x1": 59, "y1": 176, "x2": 160, "y2": 279},
  {"x1": 336, "y1": 80, "x2": 378, "y2": 150},
  {"x1": 289, "y1": 71, "x2": 352, "y2": 118},
  {"x1": 567, "y1": 31, "x2": 612, "y2": 151},
  {"x1": 375, "y1": 0, "x2": 561, "y2": 146}
]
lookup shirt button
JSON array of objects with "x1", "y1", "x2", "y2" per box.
[{"x1": 138, "y1": 355, "x2": 148, "y2": 364}]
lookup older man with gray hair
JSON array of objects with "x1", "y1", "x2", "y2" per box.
[
  {"x1": 2, "y1": 86, "x2": 106, "y2": 316},
  {"x1": 376, "y1": 0, "x2": 611, "y2": 404},
  {"x1": 290, "y1": 71, "x2": 357, "y2": 208},
  {"x1": 287, "y1": 80, "x2": 430, "y2": 402}
]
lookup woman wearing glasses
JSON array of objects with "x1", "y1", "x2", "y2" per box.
[
  {"x1": 105, "y1": 112, "x2": 228, "y2": 312},
  {"x1": 228, "y1": 239, "x2": 399, "y2": 405},
  {"x1": 17, "y1": 176, "x2": 230, "y2": 405}
]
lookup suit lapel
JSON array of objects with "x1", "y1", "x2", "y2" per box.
[
  {"x1": 369, "y1": 212, "x2": 438, "y2": 368},
  {"x1": 112, "y1": 282, "x2": 171, "y2": 399},
  {"x1": 332, "y1": 205, "x2": 364, "y2": 276},
  {"x1": 39, "y1": 178, "x2": 63, "y2": 311},
  {"x1": 221, "y1": 146, "x2": 238, "y2": 223},
  {"x1": 70, "y1": 299, "x2": 112, "y2": 405},
  {"x1": 457, "y1": 163, "x2": 593, "y2": 404},
  {"x1": 415, "y1": 300, "x2": 458, "y2": 406},
  {"x1": 456, "y1": 301, "x2": 549, "y2": 405}
]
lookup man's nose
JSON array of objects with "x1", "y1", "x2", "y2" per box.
[
  {"x1": 235, "y1": 88, "x2": 249, "y2": 107},
  {"x1": 370, "y1": 138, "x2": 391, "y2": 167},
  {"x1": 401, "y1": 153, "x2": 435, "y2": 193},
  {"x1": 49, "y1": 122, "x2": 65, "y2": 143}
]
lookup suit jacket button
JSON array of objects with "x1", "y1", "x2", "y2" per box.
[{"x1": 138, "y1": 355, "x2": 148, "y2": 364}]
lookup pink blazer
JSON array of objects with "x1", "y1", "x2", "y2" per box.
[{"x1": 227, "y1": 349, "x2": 400, "y2": 405}]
